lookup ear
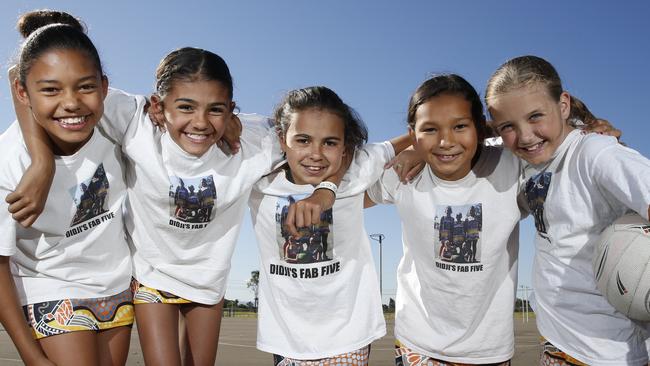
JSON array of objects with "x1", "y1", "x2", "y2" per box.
[
  {"x1": 150, "y1": 94, "x2": 164, "y2": 114},
  {"x1": 229, "y1": 101, "x2": 236, "y2": 113},
  {"x1": 559, "y1": 91, "x2": 571, "y2": 121},
  {"x1": 100, "y1": 75, "x2": 109, "y2": 100},
  {"x1": 14, "y1": 79, "x2": 30, "y2": 106},
  {"x1": 278, "y1": 133, "x2": 288, "y2": 154}
]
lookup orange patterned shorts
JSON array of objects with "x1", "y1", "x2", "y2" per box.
[
  {"x1": 394, "y1": 340, "x2": 510, "y2": 366},
  {"x1": 23, "y1": 287, "x2": 134, "y2": 339},
  {"x1": 131, "y1": 279, "x2": 191, "y2": 304},
  {"x1": 273, "y1": 345, "x2": 370, "y2": 365},
  {"x1": 540, "y1": 339, "x2": 588, "y2": 366}
]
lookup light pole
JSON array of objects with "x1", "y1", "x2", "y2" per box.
[{"x1": 369, "y1": 233, "x2": 384, "y2": 301}]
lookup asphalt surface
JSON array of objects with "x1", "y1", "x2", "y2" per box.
[{"x1": 0, "y1": 316, "x2": 541, "y2": 365}]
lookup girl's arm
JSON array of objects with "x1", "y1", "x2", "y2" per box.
[
  {"x1": 0, "y1": 257, "x2": 54, "y2": 365},
  {"x1": 5, "y1": 67, "x2": 55, "y2": 228}
]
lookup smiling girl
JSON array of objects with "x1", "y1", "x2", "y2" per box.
[
  {"x1": 249, "y1": 86, "x2": 412, "y2": 365},
  {"x1": 0, "y1": 21, "x2": 132, "y2": 366},
  {"x1": 486, "y1": 55, "x2": 650, "y2": 366}
]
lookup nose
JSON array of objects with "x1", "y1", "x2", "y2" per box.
[
  {"x1": 309, "y1": 143, "x2": 324, "y2": 159},
  {"x1": 439, "y1": 128, "x2": 456, "y2": 148},
  {"x1": 192, "y1": 112, "x2": 210, "y2": 130},
  {"x1": 61, "y1": 90, "x2": 81, "y2": 112},
  {"x1": 516, "y1": 123, "x2": 536, "y2": 144}
]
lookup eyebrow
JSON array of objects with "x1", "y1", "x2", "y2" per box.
[
  {"x1": 292, "y1": 134, "x2": 342, "y2": 141},
  {"x1": 174, "y1": 98, "x2": 228, "y2": 107},
  {"x1": 36, "y1": 75, "x2": 97, "y2": 84}
]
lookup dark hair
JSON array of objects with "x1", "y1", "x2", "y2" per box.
[
  {"x1": 155, "y1": 47, "x2": 233, "y2": 99},
  {"x1": 18, "y1": 23, "x2": 103, "y2": 86},
  {"x1": 17, "y1": 9, "x2": 85, "y2": 38},
  {"x1": 274, "y1": 86, "x2": 368, "y2": 154},
  {"x1": 407, "y1": 74, "x2": 488, "y2": 142}
]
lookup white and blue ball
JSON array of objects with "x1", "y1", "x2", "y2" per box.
[{"x1": 593, "y1": 212, "x2": 650, "y2": 321}]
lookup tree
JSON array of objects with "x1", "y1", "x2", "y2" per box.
[{"x1": 247, "y1": 270, "x2": 260, "y2": 312}]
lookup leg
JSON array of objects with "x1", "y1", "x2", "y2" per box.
[
  {"x1": 97, "y1": 326, "x2": 132, "y2": 366},
  {"x1": 135, "y1": 303, "x2": 182, "y2": 366},
  {"x1": 39, "y1": 330, "x2": 98, "y2": 366},
  {"x1": 180, "y1": 299, "x2": 224, "y2": 366}
]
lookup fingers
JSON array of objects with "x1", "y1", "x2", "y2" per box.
[
  {"x1": 405, "y1": 162, "x2": 425, "y2": 182},
  {"x1": 283, "y1": 196, "x2": 327, "y2": 238}
]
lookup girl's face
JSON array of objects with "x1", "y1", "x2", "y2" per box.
[
  {"x1": 16, "y1": 49, "x2": 107, "y2": 155},
  {"x1": 410, "y1": 94, "x2": 478, "y2": 181},
  {"x1": 154, "y1": 79, "x2": 233, "y2": 157},
  {"x1": 280, "y1": 108, "x2": 346, "y2": 186},
  {"x1": 488, "y1": 85, "x2": 572, "y2": 165}
]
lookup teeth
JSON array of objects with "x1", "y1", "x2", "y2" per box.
[
  {"x1": 522, "y1": 142, "x2": 543, "y2": 151},
  {"x1": 186, "y1": 133, "x2": 208, "y2": 140},
  {"x1": 305, "y1": 166, "x2": 324, "y2": 171},
  {"x1": 58, "y1": 116, "x2": 85, "y2": 125}
]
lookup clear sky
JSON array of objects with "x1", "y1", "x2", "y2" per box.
[{"x1": 1, "y1": 0, "x2": 648, "y2": 304}]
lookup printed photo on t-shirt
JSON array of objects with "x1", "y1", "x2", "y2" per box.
[
  {"x1": 69, "y1": 164, "x2": 109, "y2": 226},
  {"x1": 169, "y1": 175, "x2": 216, "y2": 223},
  {"x1": 434, "y1": 204, "x2": 482, "y2": 264},
  {"x1": 524, "y1": 172, "x2": 552, "y2": 241},
  {"x1": 275, "y1": 194, "x2": 333, "y2": 264}
]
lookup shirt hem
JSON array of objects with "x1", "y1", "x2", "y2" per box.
[
  {"x1": 257, "y1": 328, "x2": 385, "y2": 360},
  {"x1": 539, "y1": 332, "x2": 648, "y2": 366},
  {"x1": 133, "y1": 275, "x2": 224, "y2": 305},
  {"x1": 20, "y1": 283, "x2": 132, "y2": 306}
]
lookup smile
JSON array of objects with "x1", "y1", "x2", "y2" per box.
[
  {"x1": 184, "y1": 132, "x2": 211, "y2": 142},
  {"x1": 301, "y1": 164, "x2": 327, "y2": 173},
  {"x1": 519, "y1": 141, "x2": 546, "y2": 153},
  {"x1": 434, "y1": 153, "x2": 461, "y2": 162},
  {"x1": 54, "y1": 115, "x2": 90, "y2": 130}
]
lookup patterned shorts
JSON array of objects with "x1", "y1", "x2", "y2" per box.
[
  {"x1": 23, "y1": 287, "x2": 134, "y2": 340},
  {"x1": 131, "y1": 279, "x2": 191, "y2": 305},
  {"x1": 273, "y1": 345, "x2": 370, "y2": 366},
  {"x1": 395, "y1": 341, "x2": 511, "y2": 366},
  {"x1": 540, "y1": 339, "x2": 588, "y2": 366}
]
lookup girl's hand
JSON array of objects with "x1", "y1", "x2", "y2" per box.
[
  {"x1": 283, "y1": 189, "x2": 334, "y2": 237},
  {"x1": 6, "y1": 159, "x2": 54, "y2": 227},
  {"x1": 218, "y1": 114, "x2": 241, "y2": 155},
  {"x1": 385, "y1": 148, "x2": 425, "y2": 184}
]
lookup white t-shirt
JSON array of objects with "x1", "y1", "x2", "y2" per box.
[
  {"x1": 249, "y1": 142, "x2": 393, "y2": 359},
  {"x1": 100, "y1": 89, "x2": 281, "y2": 304},
  {"x1": 526, "y1": 130, "x2": 650, "y2": 366},
  {"x1": 0, "y1": 122, "x2": 131, "y2": 305},
  {"x1": 367, "y1": 146, "x2": 523, "y2": 364}
]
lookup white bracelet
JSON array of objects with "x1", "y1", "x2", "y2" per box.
[{"x1": 315, "y1": 181, "x2": 338, "y2": 195}]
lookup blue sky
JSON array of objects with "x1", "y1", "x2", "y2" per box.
[{"x1": 1, "y1": 1, "x2": 648, "y2": 303}]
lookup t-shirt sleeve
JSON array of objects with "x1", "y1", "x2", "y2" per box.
[
  {"x1": 0, "y1": 182, "x2": 17, "y2": 256},
  {"x1": 98, "y1": 88, "x2": 146, "y2": 145},
  {"x1": 239, "y1": 113, "x2": 281, "y2": 172},
  {"x1": 366, "y1": 166, "x2": 401, "y2": 205},
  {"x1": 588, "y1": 140, "x2": 650, "y2": 221},
  {"x1": 338, "y1": 142, "x2": 395, "y2": 197}
]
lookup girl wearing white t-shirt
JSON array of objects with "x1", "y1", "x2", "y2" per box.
[
  {"x1": 0, "y1": 16, "x2": 133, "y2": 366},
  {"x1": 486, "y1": 55, "x2": 650, "y2": 366},
  {"x1": 249, "y1": 86, "x2": 412, "y2": 365},
  {"x1": 16, "y1": 46, "x2": 339, "y2": 365},
  {"x1": 366, "y1": 74, "x2": 522, "y2": 365}
]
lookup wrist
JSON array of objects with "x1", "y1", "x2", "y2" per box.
[{"x1": 314, "y1": 181, "x2": 337, "y2": 196}]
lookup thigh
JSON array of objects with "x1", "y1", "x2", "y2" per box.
[
  {"x1": 39, "y1": 330, "x2": 98, "y2": 366},
  {"x1": 135, "y1": 303, "x2": 182, "y2": 366},
  {"x1": 180, "y1": 299, "x2": 224, "y2": 366},
  {"x1": 97, "y1": 326, "x2": 132, "y2": 366}
]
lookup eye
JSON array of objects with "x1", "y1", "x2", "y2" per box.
[
  {"x1": 39, "y1": 87, "x2": 59, "y2": 95},
  {"x1": 454, "y1": 123, "x2": 468, "y2": 131},
  {"x1": 295, "y1": 137, "x2": 309, "y2": 145},
  {"x1": 420, "y1": 127, "x2": 437, "y2": 133},
  {"x1": 209, "y1": 106, "x2": 226, "y2": 115},
  {"x1": 79, "y1": 83, "x2": 97, "y2": 93},
  {"x1": 529, "y1": 113, "x2": 544, "y2": 121},
  {"x1": 496, "y1": 123, "x2": 514, "y2": 134},
  {"x1": 177, "y1": 104, "x2": 194, "y2": 112},
  {"x1": 324, "y1": 140, "x2": 339, "y2": 147}
]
